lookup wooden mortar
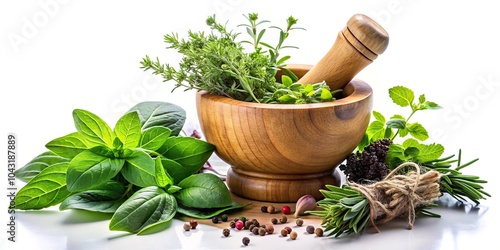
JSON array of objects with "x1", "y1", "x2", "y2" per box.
[{"x1": 196, "y1": 14, "x2": 388, "y2": 202}]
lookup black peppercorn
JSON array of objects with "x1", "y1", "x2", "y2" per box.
[
  {"x1": 252, "y1": 226, "x2": 259, "y2": 235},
  {"x1": 222, "y1": 228, "x2": 230, "y2": 237},
  {"x1": 229, "y1": 221, "x2": 236, "y2": 228},
  {"x1": 306, "y1": 225, "x2": 315, "y2": 234},
  {"x1": 271, "y1": 218, "x2": 278, "y2": 224},
  {"x1": 212, "y1": 217, "x2": 219, "y2": 224},
  {"x1": 221, "y1": 214, "x2": 229, "y2": 222},
  {"x1": 242, "y1": 236, "x2": 250, "y2": 246},
  {"x1": 261, "y1": 205, "x2": 268, "y2": 212}
]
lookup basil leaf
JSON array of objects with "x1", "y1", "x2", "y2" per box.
[
  {"x1": 15, "y1": 151, "x2": 69, "y2": 182},
  {"x1": 114, "y1": 111, "x2": 141, "y2": 149},
  {"x1": 73, "y1": 109, "x2": 115, "y2": 147},
  {"x1": 59, "y1": 180, "x2": 126, "y2": 213},
  {"x1": 175, "y1": 173, "x2": 232, "y2": 209},
  {"x1": 109, "y1": 186, "x2": 177, "y2": 234},
  {"x1": 154, "y1": 157, "x2": 173, "y2": 188},
  {"x1": 139, "y1": 126, "x2": 171, "y2": 151},
  {"x1": 45, "y1": 132, "x2": 89, "y2": 158},
  {"x1": 15, "y1": 162, "x2": 72, "y2": 210},
  {"x1": 157, "y1": 137, "x2": 215, "y2": 178},
  {"x1": 160, "y1": 158, "x2": 188, "y2": 184},
  {"x1": 389, "y1": 86, "x2": 414, "y2": 107},
  {"x1": 66, "y1": 149, "x2": 125, "y2": 192},
  {"x1": 121, "y1": 149, "x2": 157, "y2": 187},
  {"x1": 177, "y1": 201, "x2": 250, "y2": 219},
  {"x1": 127, "y1": 101, "x2": 186, "y2": 136}
]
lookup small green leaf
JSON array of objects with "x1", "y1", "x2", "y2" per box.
[
  {"x1": 14, "y1": 162, "x2": 72, "y2": 210},
  {"x1": 372, "y1": 111, "x2": 385, "y2": 123},
  {"x1": 366, "y1": 120, "x2": 385, "y2": 141},
  {"x1": 155, "y1": 157, "x2": 173, "y2": 188},
  {"x1": 386, "y1": 118, "x2": 406, "y2": 130},
  {"x1": 45, "y1": 132, "x2": 89, "y2": 158},
  {"x1": 418, "y1": 94, "x2": 426, "y2": 104},
  {"x1": 109, "y1": 186, "x2": 177, "y2": 234},
  {"x1": 404, "y1": 147, "x2": 420, "y2": 158},
  {"x1": 415, "y1": 143, "x2": 445, "y2": 163},
  {"x1": 66, "y1": 149, "x2": 124, "y2": 192},
  {"x1": 59, "y1": 180, "x2": 126, "y2": 213},
  {"x1": 122, "y1": 149, "x2": 157, "y2": 187},
  {"x1": 407, "y1": 122, "x2": 429, "y2": 141},
  {"x1": 281, "y1": 75, "x2": 293, "y2": 87},
  {"x1": 73, "y1": 109, "x2": 115, "y2": 147},
  {"x1": 114, "y1": 111, "x2": 141, "y2": 149},
  {"x1": 389, "y1": 86, "x2": 414, "y2": 107},
  {"x1": 128, "y1": 102, "x2": 186, "y2": 136},
  {"x1": 139, "y1": 126, "x2": 172, "y2": 151},
  {"x1": 14, "y1": 151, "x2": 69, "y2": 182},
  {"x1": 175, "y1": 173, "x2": 232, "y2": 209},
  {"x1": 156, "y1": 137, "x2": 215, "y2": 180},
  {"x1": 320, "y1": 88, "x2": 333, "y2": 101}
]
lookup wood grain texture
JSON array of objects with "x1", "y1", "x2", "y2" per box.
[
  {"x1": 298, "y1": 14, "x2": 389, "y2": 92},
  {"x1": 196, "y1": 65, "x2": 372, "y2": 202}
]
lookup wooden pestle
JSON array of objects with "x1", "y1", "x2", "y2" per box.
[{"x1": 298, "y1": 14, "x2": 389, "y2": 90}]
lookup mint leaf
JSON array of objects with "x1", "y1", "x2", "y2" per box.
[
  {"x1": 73, "y1": 109, "x2": 115, "y2": 148},
  {"x1": 372, "y1": 111, "x2": 385, "y2": 123},
  {"x1": 389, "y1": 86, "x2": 414, "y2": 107},
  {"x1": 15, "y1": 151, "x2": 69, "y2": 182},
  {"x1": 366, "y1": 120, "x2": 385, "y2": 141},
  {"x1": 15, "y1": 162, "x2": 72, "y2": 210},
  {"x1": 407, "y1": 122, "x2": 429, "y2": 141},
  {"x1": 415, "y1": 143, "x2": 444, "y2": 163},
  {"x1": 386, "y1": 118, "x2": 406, "y2": 130},
  {"x1": 175, "y1": 173, "x2": 232, "y2": 209},
  {"x1": 66, "y1": 149, "x2": 124, "y2": 192},
  {"x1": 109, "y1": 186, "x2": 177, "y2": 234},
  {"x1": 45, "y1": 132, "x2": 89, "y2": 158},
  {"x1": 114, "y1": 111, "x2": 141, "y2": 149}
]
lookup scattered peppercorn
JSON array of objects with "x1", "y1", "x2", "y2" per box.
[
  {"x1": 222, "y1": 228, "x2": 230, "y2": 237},
  {"x1": 271, "y1": 218, "x2": 278, "y2": 224},
  {"x1": 315, "y1": 227, "x2": 324, "y2": 237},
  {"x1": 248, "y1": 224, "x2": 256, "y2": 232},
  {"x1": 189, "y1": 219, "x2": 198, "y2": 229},
  {"x1": 306, "y1": 225, "x2": 315, "y2": 234},
  {"x1": 267, "y1": 205, "x2": 276, "y2": 214},
  {"x1": 221, "y1": 214, "x2": 229, "y2": 222},
  {"x1": 183, "y1": 223, "x2": 191, "y2": 231},
  {"x1": 280, "y1": 215, "x2": 288, "y2": 223},
  {"x1": 252, "y1": 226, "x2": 260, "y2": 235},
  {"x1": 290, "y1": 231, "x2": 298, "y2": 240},
  {"x1": 245, "y1": 220, "x2": 253, "y2": 229},
  {"x1": 258, "y1": 227, "x2": 266, "y2": 236},
  {"x1": 265, "y1": 224, "x2": 274, "y2": 234},
  {"x1": 229, "y1": 221, "x2": 236, "y2": 228},
  {"x1": 284, "y1": 226, "x2": 292, "y2": 234},
  {"x1": 235, "y1": 220, "x2": 244, "y2": 230},
  {"x1": 252, "y1": 219, "x2": 260, "y2": 227},
  {"x1": 212, "y1": 217, "x2": 219, "y2": 224},
  {"x1": 296, "y1": 218, "x2": 304, "y2": 226},
  {"x1": 261, "y1": 205, "x2": 268, "y2": 213},
  {"x1": 281, "y1": 205, "x2": 291, "y2": 214},
  {"x1": 242, "y1": 237, "x2": 250, "y2": 246},
  {"x1": 280, "y1": 228, "x2": 288, "y2": 237}
]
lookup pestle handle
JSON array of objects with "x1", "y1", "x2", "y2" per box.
[{"x1": 297, "y1": 14, "x2": 389, "y2": 90}]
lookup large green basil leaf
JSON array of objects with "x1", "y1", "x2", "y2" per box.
[
  {"x1": 59, "y1": 180, "x2": 126, "y2": 213},
  {"x1": 177, "y1": 201, "x2": 250, "y2": 219},
  {"x1": 139, "y1": 126, "x2": 171, "y2": 152},
  {"x1": 15, "y1": 151, "x2": 69, "y2": 182},
  {"x1": 160, "y1": 158, "x2": 186, "y2": 184},
  {"x1": 114, "y1": 111, "x2": 141, "y2": 149},
  {"x1": 66, "y1": 149, "x2": 124, "y2": 192},
  {"x1": 175, "y1": 173, "x2": 232, "y2": 209},
  {"x1": 73, "y1": 109, "x2": 115, "y2": 148},
  {"x1": 109, "y1": 186, "x2": 177, "y2": 234},
  {"x1": 15, "y1": 162, "x2": 72, "y2": 210},
  {"x1": 156, "y1": 137, "x2": 215, "y2": 178},
  {"x1": 127, "y1": 101, "x2": 185, "y2": 136},
  {"x1": 45, "y1": 132, "x2": 89, "y2": 158},
  {"x1": 121, "y1": 149, "x2": 156, "y2": 187}
]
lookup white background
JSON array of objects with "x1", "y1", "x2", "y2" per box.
[{"x1": 1, "y1": 0, "x2": 499, "y2": 249}]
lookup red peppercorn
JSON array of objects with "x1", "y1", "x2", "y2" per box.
[
  {"x1": 281, "y1": 205, "x2": 291, "y2": 214},
  {"x1": 235, "y1": 220, "x2": 244, "y2": 230}
]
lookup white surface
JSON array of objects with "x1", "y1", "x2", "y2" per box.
[{"x1": 1, "y1": 0, "x2": 499, "y2": 249}]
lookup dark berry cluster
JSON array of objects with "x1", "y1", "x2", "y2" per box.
[{"x1": 339, "y1": 138, "x2": 392, "y2": 183}]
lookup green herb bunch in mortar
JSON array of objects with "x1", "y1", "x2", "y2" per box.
[
  {"x1": 309, "y1": 86, "x2": 490, "y2": 237},
  {"x1": 13, "y1": 102, "x2": 246, "y2": 235},
  {"x1": 141, "y1": 13, "x2": 338, "y2": 104}
]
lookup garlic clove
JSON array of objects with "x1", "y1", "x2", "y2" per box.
[{"x1": 294, "y1": 194, "x2": 317, "y2": 218}]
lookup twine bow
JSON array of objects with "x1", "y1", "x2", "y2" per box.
[{"x1": 349, "y1": 162, "x2": 441, "y2": 232}]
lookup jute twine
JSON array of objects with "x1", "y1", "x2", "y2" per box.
[{"x1": 349, "y1": 162, "x2": 441, "y2": 232}]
